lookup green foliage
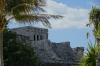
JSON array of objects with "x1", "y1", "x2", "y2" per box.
[
  {"x1": 80, "y1": 42, "x2": 100, "y2": 66},
  {"x1": 3, "y1": 28, "x2": 44, "y2": 66},
  {"x1": 89, "y1": 6, "x2": 100, "y2": 20},
  {"x1": 93, "y1": 24, "x2": 100, "y2": 37},
  {"x1": 85, "y1": 6, "x2": 100, "y2": 66},
  {"x1": 0, "y1": 0, "x2": 63, "y2": 31},
  {"x1": 87, "y1": 6, "x2": 100, "y2": 28}
]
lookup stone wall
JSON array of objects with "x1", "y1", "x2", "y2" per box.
[
  {"x1": 31, "y1": 40, "x2": 83, "y2": 66},
  {"x1": 10, "y1": 26, "x2": 48, "y2": 41},
  {"x1": 73, "y1": 47, "x2": 84, "y2": 59},
  {"x1": 31, "y1": 40, "x2": 84, "y2": 62},
  {"x1": 10, "y1": 26, "x2": 84, "y2": 66},
  {"x1": 31, "y1": 40, "x2": 61, "y2": 63}
]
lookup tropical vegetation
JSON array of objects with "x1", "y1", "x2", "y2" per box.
[
  {"x1": 86, "y1": 6, "x2": 100, "y2": 43},
  {"x1": 0, "y1": 0, "x2": 63, "y2": 65},
  {"x1": 3, "y1": 28, "x2": 44, "y2": 66},
  {"x1": 3, "y1": 29, "x2": 43, "y2": 66},
  {"x1": 80, "y1": 42, "x2": 99, "y2": 66},
  {"x1": 82, "y1": 6, "x2": 100, "y2": 66}
]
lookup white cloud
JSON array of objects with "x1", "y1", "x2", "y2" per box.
[
  {"x1": 8, "y1": 0, "x2": 90, "y2": 29},
  {"x1": 43, "y1": 0, "x2": 90, "y2": 29}
]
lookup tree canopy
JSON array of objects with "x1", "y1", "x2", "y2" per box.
[{"x1": 3, "y1": 28, "x2": 44, "y2": 66}]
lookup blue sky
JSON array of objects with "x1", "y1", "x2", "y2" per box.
[{"x1": 8, "y1": 0, "x2": 100, "y2": 51}]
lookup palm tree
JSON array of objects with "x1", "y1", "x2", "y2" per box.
[
  {"x1": 87, "y1": 6, "x2": 100, "y2": 66},
  {"x1": 80, "y1": 42, "x2": 99, "y2": 66},
  {"x1": 87, "y1": 6, "x2": 100, "y2": 43},
  {"x1": 0, "y1": 0, "x2": 63, "y2": 66}
]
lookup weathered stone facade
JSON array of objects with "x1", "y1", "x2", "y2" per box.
[{"x1": 10, "y1": 26, "x2": 84, "y2": 66}]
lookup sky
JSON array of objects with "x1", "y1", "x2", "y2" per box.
[{"x1": 8, "y1": 0, "x2": 100, "y2": 51}]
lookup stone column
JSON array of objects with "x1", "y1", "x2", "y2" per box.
[{"x1": 39, "y1": 35, "x2": 40, "y2": 40}]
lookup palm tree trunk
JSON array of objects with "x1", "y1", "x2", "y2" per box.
[
  {"x1": 96, "y1": 49, "x2": 100, "y2": 66},
  {"x1": 0, "y1": 32, "x2": 4, "y2": 66}
]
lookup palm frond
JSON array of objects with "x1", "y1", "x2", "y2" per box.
[
  {"x1": 50, "y1": 15, "x2": 63, "y2": 19},
  {"x1": 10, "y1": 4, "x2": 47, "y2": 16},
  {"x1": 31, "y1": 7, "x2": 47, "y2": 13},
  {"x1": 4, "y1": 0, "x2": 33, "y2": 14},
  {"x1": 13, "y1": 14, "x2": 51, "y2": 28},
  {"x1": 4, "y1": 0, "x2": 46, "y2": 12},
  {"x1": 34, "y1": 0, "x2": 46, "y2": 7},
  {"x1": 4, "y1": 0, "x2": 47, "y2": 16},
  {"x1": 12, "y1": 14, "x2": 63, "y2": 28},
  {"x1": 89, "y1": 6, "x2": 100, "y2": 30},
  {"x1": 1, "y1": 0, "x2": 63, "y2": 29},
  {"x1": 11, "y1": 4, "x2": 33, "y2": 16},
  {"x1": 31, "y1": 0, "x2": 47, "y2": 13},
  {"x1": 80, "y1": 42, "x2": 99, "y2": 66}
]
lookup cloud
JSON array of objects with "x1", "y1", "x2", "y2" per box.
[
  {"x1": 42, "y1": 0, "x2": 90, "y2": 29},
  {"x1": 8, "y1": 0, "x2": 90, "y2": 29},
  {"x1": 87, "y1": 2, "x2": 95, "y2": 6}
]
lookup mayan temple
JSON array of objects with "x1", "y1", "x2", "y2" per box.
[{"x1": 10, "y1": 26, "x2": 84, "y2": 66}]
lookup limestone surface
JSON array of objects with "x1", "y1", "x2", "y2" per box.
[{"x1": 10, "y1": 26, "x2": 84, "y2": 66}]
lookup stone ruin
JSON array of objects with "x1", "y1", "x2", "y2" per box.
[{"x1": 10, "y1": 26, "x2": 84, "y2": 66}]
